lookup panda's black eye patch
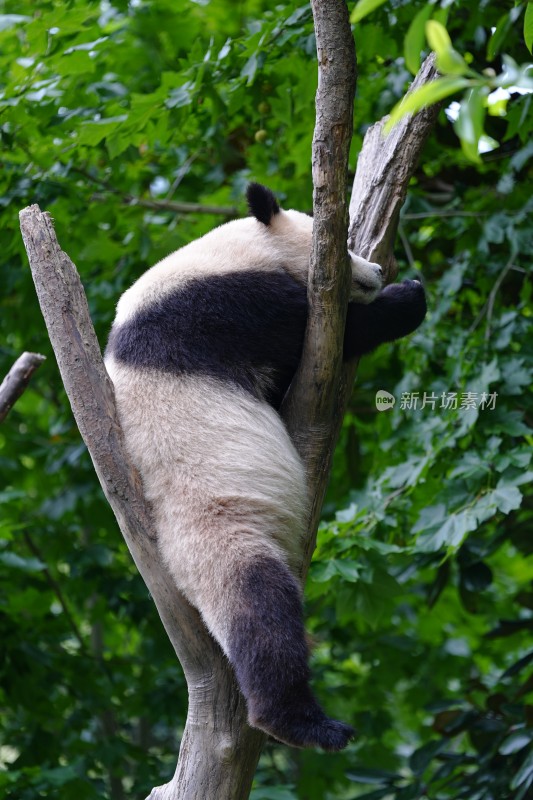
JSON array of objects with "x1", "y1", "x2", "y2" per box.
[{"x1": 247, "y1": 183, "x2": 280, "y2": 225}]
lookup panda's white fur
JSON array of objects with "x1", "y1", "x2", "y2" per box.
[
  {"x1": 105, "y1": 184, "x2": 426, "y2": 751},
  {"x1": 104, "y1": 362, "x2": 308, "y2": 628},
  {"x1": 113, "y1": 206, "x2": 383, "y2": 328}
]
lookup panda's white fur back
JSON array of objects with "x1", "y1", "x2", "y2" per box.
[{"x1": 113, "y1": 208, "x2": 315, "y2": 327}]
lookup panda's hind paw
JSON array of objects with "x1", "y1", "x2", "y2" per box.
[
  {"x1": 250, "y1": 703, "x2": 355, "y2": 752},
  {"x1": 310, "y1": 718, "x2": 356, "y2": 752},
  {"x1": 259, "y1": 716, "x2": 355, "y2": 752}
]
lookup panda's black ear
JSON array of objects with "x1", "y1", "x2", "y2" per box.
[{"x1": 246, "y1": 183, "x2": 280, "y2": 226}]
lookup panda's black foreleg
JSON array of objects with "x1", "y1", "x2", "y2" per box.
[
  {"x1": 344, "y1": 278, "x2": 427, "y2": 359},
  {"x1": 226, "y1": 556, "x2": 354, "y2": 751}
]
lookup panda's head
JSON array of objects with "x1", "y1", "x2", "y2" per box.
[{"x1": 246, "y1": 183, "x2": 383, "y2": 303}]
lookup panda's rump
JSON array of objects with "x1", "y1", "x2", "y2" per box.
[{"x1": 106, "y1": 358, "x2": 308, "y2": 579}]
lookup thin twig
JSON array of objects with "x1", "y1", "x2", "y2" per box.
[
  {"x1": 23, "y1": 530, "x2": 86, "y2": 650},
  {"x1": 72, "y1": 166, "x2": 238, "y2": 217},
  {"x1": 398, "y1": 223, "x2": 416, "y2": 270},
  {"x1": 402, "y1": 210, "x2": 487, "y2": 219},
  {"x1": 467, "y1": 255, "x2": 516, "y2": 338},
  {"x1": 119, "y1": 194, "x2": 239, "y2": 217},
  {"x1": 165, "y1": 151, "x2": 200, "y2": 201},
  {"x1": 484, "y1": 255, "x2": 515, "y2": 343}
]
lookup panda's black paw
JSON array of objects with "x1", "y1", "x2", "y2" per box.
[
  {"x1": 387, "y1": 276, "x2": 426, "y2": 298},
  {"x1": 254, "y1": 714, "x2": 355, "y2": 752},
  {"x1": 381, "y1": 278, "x2": 427, "y2": 332},
  {"x1": 309, "y1": 718, "x2": 356, "y2": 752},
  {"x1": 250, "y1": 691, "x2": 355, "y2": 751}
]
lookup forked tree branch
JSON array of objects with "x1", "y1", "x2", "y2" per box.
[
  {"x1": 282, "y1": 53, "x2": 439, "y2": 573},
  {"x1": 19, "y1": 19, "x2": 439, "y2": 800}
]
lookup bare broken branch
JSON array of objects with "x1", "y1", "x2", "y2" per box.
[
  {"x1": 348, "y1": 53, "x2": 440, "y2": 273},
  {"x1": 0, "y1": 351, "x2": 45, "y2": 423}
]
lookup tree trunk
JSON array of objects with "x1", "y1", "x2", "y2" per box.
[
  {"x1": 19, "y1": 3, "x2": 439, "y2": 793},
  {"x1": 281, "y1": 0, "x2": 356, "y2": 576}
]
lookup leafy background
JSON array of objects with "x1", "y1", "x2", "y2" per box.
[{"x1": 0, "y1": 1, "x2": 531, "y2": 798}]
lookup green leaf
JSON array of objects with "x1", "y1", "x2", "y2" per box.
[
  {"x1": 311, "y1": 558, "x2": 361, "y2": 583},
  {"x1": 426, "y1": 20, "x2": 469, "y2": 75},
  {"x1": 385, "y1": 76, "x2": 469, "y2": 132},
  {"x1": 166, "y1": 81, "x2": 193, "y2": 109},
  {"x1": 409, "y1": 739, "x2": 446, "y2": 774},
  {"x1": 311, "y1": 560, "x2": 338, "y2": 583},
  {"x1": 64, "y1": 36, "x2": 108, "y2": 53},
  {"x1": 356, "y1": 537, "x2": 402, "y2": 555},
  {"x1": 488, "y1": 11, "x2": 513, "y2": 61},
  {"x1": 347, "y1": 767, "x2": 401, "y2": 785},
  {"x1": 251, "y1": 788, "x2": 297, "y2": 800},
  {"x1": 404, "y1": 5, "x2": 433, "y2": 75},
  {"x1": 106, "y1": 129, "x2": 134, "y2": 160},
  {"x1": 511, "y1": 748, "x2": 533, "y2": 790},
  {"x1": 487, "y1": 90, "x2": 509, "y2": 118},
  {"x1": 350, "y1": 0, "x2": 388, "y2": 24},
  {"x1": 491, "y1": 484, "x2": 523, "y2": 514},
  {"x1": 495, "y1": 55, "x2": 533, "y2": 91},
  {"x1": 526, "y1": 1, "x2": 533, "y2": 54},
  {"x1": 334, "y1": 559, "x2": 361, "y2": 582},
  {"x1": 55, "y1": 51, "x2": 96, "y2": 77},
  {"x1": 454, "y1": 87, "x2": 487, "y2": 163},
  {"x1": 499, "y1": 730, "x2": 533, "y2": 755},
  {"x1": 417, "y1": 510, "x2": 478, "y2": 553},
  {"x1": 76, "y1": 115, "x2": 127, "y2": 146},
  {"x1": 515, "y1": 774, "x2": 533, "y2": 800},
  {"x1": 432, "y1": 6, "x2": 449, "y2": 28},
  {"x1": 0, "y1": 552, "x2": 45, "y2": 572},
  {"x1": 241, "y1": 52, "x2": 260, "y2": 85},
  {"x1": 425, "y1": 19, "x2": 452, "y2": 55}
]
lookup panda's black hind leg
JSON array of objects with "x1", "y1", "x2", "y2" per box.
[{"x1": 227, "y1": 556, "x2": 354, "y2": 751}]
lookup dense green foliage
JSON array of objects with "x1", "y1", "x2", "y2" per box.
[{"x1": 0, "y1": 1, "x2": 531, "y2": 798}]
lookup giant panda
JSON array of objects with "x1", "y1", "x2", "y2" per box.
[{"x1": 104, "y1": 183, "x2": 426, "y2": 751}]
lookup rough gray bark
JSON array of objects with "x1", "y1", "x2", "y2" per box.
[
  {"x1": 18, "y1": 29, "x2": 439, "y2": 800},
  {"x1": 0, "y1": 351, "x2": 45, "y2": 423},
  {"x1": 348, "y1": 53, "x2": 440, "y2": 273},
  {"x1": 281, "y1": 0, "x2": 356, "y2": 576}
]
